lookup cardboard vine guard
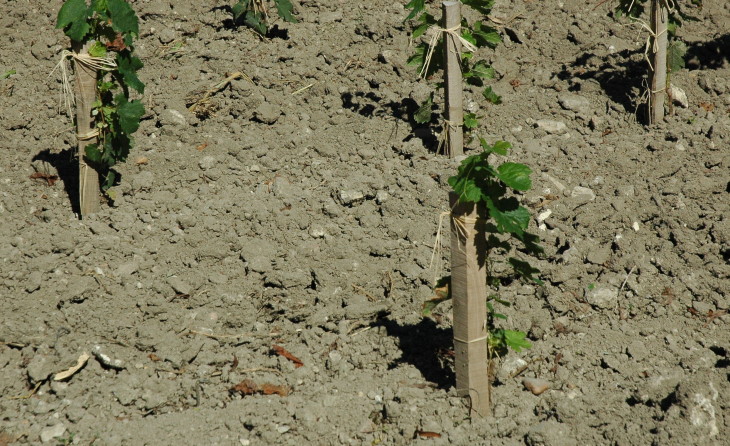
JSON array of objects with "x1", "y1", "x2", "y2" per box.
[{"x1": 55, "y1": 0, "x2": 145, "y2": 217}]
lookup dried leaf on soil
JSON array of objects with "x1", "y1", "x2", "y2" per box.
[
  {"x1": 422, "y1": 282, "x2": 450, "y2": 316},
  {"x1": 53, "y1": 352, "x2": 90, "y2": 381},
  {"x1": 230, "y1": 379, "x2": 289, "y2": 397},
  {"x1": 105, "y1": 33, "x2": 128, "y2": 52},
  {"x1": 29, "y1": 172, "x2": 58, "y2": 186},
  {"x1": 414, "y1": 430, "x2": 442, "y2": 439},
  {"x1": 0, "y1": 432, "x2": 14, "y2": 446},
  {"x1": 272, "y1": 344, "x2": 304, "y2": 368}
]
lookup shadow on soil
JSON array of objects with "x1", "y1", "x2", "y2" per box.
[
  {"x1": 379, "y1": 317, "x2": 455, "y2": 389},
  {"x1": 32, "y1": 148, "x2": 80, "y2": 215},
  {"x1": 557, "y1": 33, "x2": 730, "y2": 119},
  {"x1": 557, "y1": 48, "x2": 647, "y2": 116},
  {"x1": 340, "y1": 91, "x2": 439, "y2": 149},
  {"x1": 685, "y1": 33, "x2": 730, "y2": 70},
  {"x1": 212, "y1": 5, "x2": 290, "y2": 39}
]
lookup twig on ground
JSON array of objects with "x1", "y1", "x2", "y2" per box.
[
  {"x1": 10, "y1": 381, "x2": 42, "y2": 400},
  {"x1": 188, "y1": 72, "x2": 245, "y2": 114},
  {"x1": 352, "y1": 284, "x2": 377, "y2": 302},
  {"x1": 292, "y1": 83, "x2": 314, "y2": 95},
  {"x1": 618, "y1": 265, "x2": 636, "y2": 298},
  {"x1": 238, "y1": 367, "x2": 283, "y2": 376}
]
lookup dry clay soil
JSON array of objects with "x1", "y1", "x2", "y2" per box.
[{"x1": 1, "y1": 0, "x2": 729, "y2": 445}]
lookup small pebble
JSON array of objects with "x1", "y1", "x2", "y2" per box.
[
  {"x1": 523, "y1": 377, "x2": 550, "y2": 395},
  {"x1": 40, "y1": 423, "x2": 66, "y2": 443},
  {"x1": 536, "y1": 119, "x2": 567, "y2": 134}
]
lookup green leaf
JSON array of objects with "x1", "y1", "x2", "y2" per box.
[
  {"x1": 462, "y1": 0, "x2": 495, "y2": 16},
  {"x1": 404, "y1": 0, "x2": 425, "y2": 22},
  {"x1": 232, "y1": 0, "x2": 249, "y2": 21},
  {"x1": 503, "y1": 329, "x2": 531, "y2": 352},
  {"x1": 245, "y1": 11, "x2": 267, "y2": 35},
  {"x1": 89, "y1": 0, "x2": 107, "y2": 15},
  {"x1": 407, "y1": 44, "x2": 425, "y2": 67},
  {"x1": 460, "y1": 27, "x2": 477, "y2": 48},
  {"x1": 481, "y1": 139, "x2": 510, "y2": 155},
  {"x1": 464, "y1": 112, "x2": 479, "y2": 129},
  {"x1": 482, "y1": 86, "x2": 502, "y2": 104},
  {"x1": 102, "y1": 169, "x2": 117, "y2": 190},
  {"x1": 468, "y1": 60, "x2": 495, "y2": 79},
  {"x1": 275, "y1": 0, "x2": 297, "y2": 23},
  {"x1": 57, "y1": 0, "x2": 91, "y2": 41},
  {"x1": 497, "y1": 162, "x2": 532, "y2": 191},
  {"x1": 448, "y1": 174, "x2": 481, "y2": 203},
  {"x1": 422, "y1": 278, "x2": 451, "y2": 316},
  {"x1": 98, "y1": 80, "x2": 115, "y2": 93},
  {"x1": 107, "y1": 0, "x2": 139, "y2": 36},
  {"x1": 101, "y1": 105, "x2": 115, "y2": 121},
  {"x1": 414, "y1": 94, "x2": 433, "y2": 124},
  {"x1": 116, "y1": 94, "x2": 144, "y2": 135},
  {"x1": 88, "y1": 41, "x2": 107, "y2": 58},
  {"x1": 84, "y1": 143, "x2": 103, "y2": 164},
  {"x1": 412, "y1": 21, "x2": 430, "y2": 39},
  {"x1": 490, "y1": 295, "x2": 511, "y2": 307},
  {"x1": 1, "y1": 69, "x2": 15, "y2": 79},
  {"x1": 116, "y1": 52, "x2": 144, "y2": 94},
  {"x1": 486, "y1": 199, "x2": 529, "y2": 235},
  {"x1": 99, "y1": 138, "x2": 116, "y2": 166},
  {"x1": 471, "y1": 21, "x2": 501, "y2": 48},
  {"x1": 667, "y1": 40, "x2": 686, "y2": 73},
  {"x1": 508, "y1": 257, "x2": 542, "y2": 284}
]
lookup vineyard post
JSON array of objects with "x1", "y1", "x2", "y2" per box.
[
  {"x1": 443, "y1": 1, "x2": 463, "y2": 158},
  {"x1": 449, "y1": 191, "x2": 490, "y2": 417},
  {"x1": 648, "y1": 0, "x2": 668, "y2": 123},
  {"x1": 72, "y1": 41, "x2": 101, "y2": 216}
]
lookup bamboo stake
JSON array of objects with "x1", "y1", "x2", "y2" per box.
[
  {"x1": 648, "y1": 0, "x2": 668, "y2": 124},
  {"x1": 443, "y1": 1, "x2": 463, "y2": 158},
  {"x1": 449, "y1": 192, "x2": 490, "y2": 417},
  {"x1": 72, "y1": 41, "x2": 100, "y2": 217}
]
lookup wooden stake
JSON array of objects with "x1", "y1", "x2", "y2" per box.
[
  {"x1": 648, "y1": 0, "x2": 668, "y2": 124},
  {"x1": 449, "y1": 192, "x2": 490, "y2": 417},
  {"x1": 442, "y1": 1, "x2": 463, "y2": 158},
  {"x1": 73, "y1": 41, "x2": 100, "y2": 217}
]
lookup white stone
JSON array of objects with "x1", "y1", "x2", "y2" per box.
[
  {"x1": 558, "y1": 93, "x2": 590, "y2": 112},
  {"x1": 338, "y1": 190, "x2": 364, "y2": 205},
  {"x1": 536, "y1": 119, "x2": 567, "y2": 134},
  {"x1": 571, "y1": 186, "x2": 596, "y2": 201},
  {"x1": 40, "y1": 423, "x2": 66, "y2": 443},
  {"x1": 199, "y1": 156, "x2": 216, "y2": 170},
  {"x1": 309, "y1": 226, "x2": 325, "y2": 238},
  {"x1": 500, "y1": 356, "x2": 528, "y2": 378},
  {"x1": 690, "y1": 391, "x2": 719, "y2": 437},
  {"x1": 537, "y1": 209, "x2": 552, "y2": 224},
  {"x1": 585, "y1": 286, "x2": 618, "y2": 309},
  {"x1": 669, "y1": 84, "x2": 689, "y2": 108},
  {"x1": 161, "y1": 109, "x2": 187, "y2": 126}
]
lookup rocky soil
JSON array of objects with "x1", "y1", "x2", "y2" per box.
[{"x1": 0, "y1": 0, "x2": 728, "y2": 444}]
